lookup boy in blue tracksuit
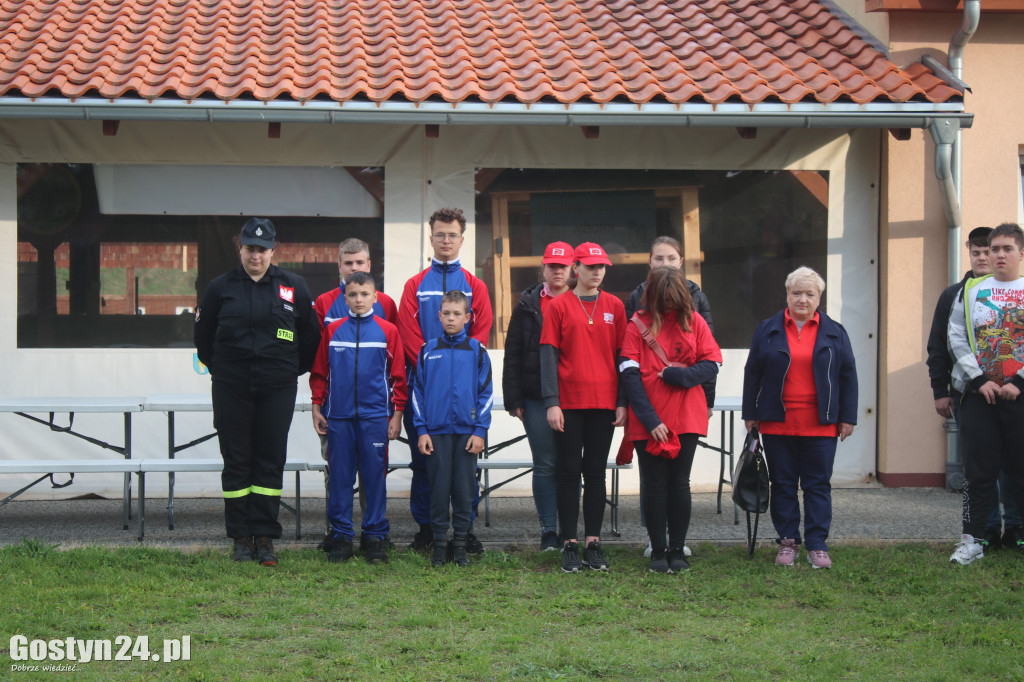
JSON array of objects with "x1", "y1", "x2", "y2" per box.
[
  {"x1": 413, "y1": 290, "x2": 493, "y2": 567},
  {"x1": 310, "y1": 272, "x2": 407, "y2": 565}
]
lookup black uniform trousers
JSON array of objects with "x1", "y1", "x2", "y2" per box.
[{"x1": 212, "y1": 379, "x2": 297, "y2": 539}]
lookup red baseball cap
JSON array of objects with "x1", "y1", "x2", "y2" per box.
[
  {"x1": 574, "y1": 242, "x2": 612, "y2": 266},
  {"x1": 542, "y1": 241, "x2": 574, "y2": 265}
]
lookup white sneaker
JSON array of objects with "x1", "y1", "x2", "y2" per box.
[
  {"x1": 643, "y1": 540, "x2": 652, "y2": 558},
  {"x1": 683, "y1": 545, "x2": 692, "y2": 557},
  {"x1": 950, "y1": 534, "x2": 985, "y2": 565}
]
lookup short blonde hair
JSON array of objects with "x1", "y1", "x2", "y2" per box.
[{"x1": 785, "y1": 266, "x2": 825, "y2": 294}]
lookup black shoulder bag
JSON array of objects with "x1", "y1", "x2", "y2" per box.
[{"x1": 732, "y1": 426, "x2": 770, "y2": 556}]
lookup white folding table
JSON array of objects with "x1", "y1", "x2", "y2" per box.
[
  {"x1": 142, "y1": 393, "x2": 313, "y2": 534},
  {"x1": 0, "y1": 396, "x2": 145, "y2": 529}
]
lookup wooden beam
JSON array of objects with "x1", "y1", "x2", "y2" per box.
[
  {"x1": 343, "y1": 167, "x2": 385, "y2": 205},
  {"x1": 867, "y1": 0, "x2": 1024, "y2": 12},
  {"x1": 474, "y1": 168, "x2": 504, "y2": 195},
  {"x1": 425, "y1": 124, "x2": 440, "y2": 138},
  {"x1": 102, "y1": 120, "x2": 119, "y2": 136},
  {"x1": 581, "y1": 126, "x2": 600, "y2": 139},
  {"x1": 681, "y1": 188, "x2": 702, "y2": 287},
  {"x1": 737, "y1": 127, "x2": 757, "y2": 139},
  {"x1": 888, "y1": 128, "x2": 912, "y2": 141},
  {"x1": 268, "y1": 122, "x2": 281, "y2": 139},
  {"x1": 492, "y1": 194, "x2": 511, "y2": 350},
  {"x1": 789, "y1": 171, "x2": 829, "y2": 209}
]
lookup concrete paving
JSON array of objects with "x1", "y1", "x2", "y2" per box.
[{"x1": 0, "y1": 486, "x2": 963, "y2": 552}]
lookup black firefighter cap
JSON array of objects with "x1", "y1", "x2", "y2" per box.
[{"x1": 240, "y1": 218, "x2": 276, "y2": 249}]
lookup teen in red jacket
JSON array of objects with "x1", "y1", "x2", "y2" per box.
[{"x1": 619, "y1": 267, "x2": 722, "y2": 573}]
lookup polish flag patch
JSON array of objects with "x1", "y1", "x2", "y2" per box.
[{"x1": 279, "y1": 286, "x2": 295, "y2": 303}]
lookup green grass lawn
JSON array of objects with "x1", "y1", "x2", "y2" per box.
[{"x1": 2, "y1": 541, "x2": 1021, "y2": 680}]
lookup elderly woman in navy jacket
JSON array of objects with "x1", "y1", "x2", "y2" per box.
[{"x1": 742, "y1": 266, "x2": 857, "y2": 570}]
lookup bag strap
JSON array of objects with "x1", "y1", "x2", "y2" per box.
[{"x1": 630, "y1": 313, "x2": 673, "y2": 367}]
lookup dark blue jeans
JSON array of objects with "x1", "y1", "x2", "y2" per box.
[
  {"x1": 522, "y1": 399, "x2": 558, "y2": 534},
  {"x1": 761, "y1": 434, "x2": 837, "y2": 552}
]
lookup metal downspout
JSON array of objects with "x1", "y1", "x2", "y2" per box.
[{"x1": 932, "y1": 0, "x2": 980, "y2": 491}]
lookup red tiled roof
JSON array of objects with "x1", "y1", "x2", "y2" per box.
[{"x1": 0, "y1": 0, "x2": 960, "y2": 106}]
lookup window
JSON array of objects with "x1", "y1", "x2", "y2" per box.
[
  {"x1": 17, "y1": 163, "x2": 385, "y2": 348},
  {"x1": 475, "y1": 168, "x2": 829, "y2": 348}
]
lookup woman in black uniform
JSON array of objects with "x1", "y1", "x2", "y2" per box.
[{"x1": 194, "y1": 218, "x2": 320, "y2": 566}]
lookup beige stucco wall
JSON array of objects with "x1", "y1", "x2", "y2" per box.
[{"x1": 881, "y1": 13, "x2": 1024, "y2": 483}]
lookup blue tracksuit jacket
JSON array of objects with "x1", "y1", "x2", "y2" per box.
[{"x1": 412, "y1": 328, "x2": 492, "y2": 439}]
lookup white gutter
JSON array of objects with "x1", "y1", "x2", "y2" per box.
[
  {"x1": 934, "y1": 0, "x2": 980, "y2": 493},
  {"x1": 943, "y1": 0, "x2": 981, "y2": 285},
  {"x1": 0, "y1": 97, "x2": 972, "y2": 129}
]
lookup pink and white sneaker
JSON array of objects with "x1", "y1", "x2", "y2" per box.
[
  {"x1": 807, "y1": 549, "x2": 832, "y2": 569},
  {"x1": 775, "y1": 538, "x2": 798, "y2": 566}
]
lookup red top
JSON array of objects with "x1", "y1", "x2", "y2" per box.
[
  {"x1": 759, "y1": 310, "x2": 838, "y2": 437},
  {"x1": 621, "y1": 311, "x2": 722, "y2": 439},
  {"x1": 540, "y1": 290, "x2": 625, "y2": 410}
]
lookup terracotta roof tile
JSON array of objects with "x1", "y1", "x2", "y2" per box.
[{"x1": 0, "y1": 0, "x2": 961, "y2": 105}]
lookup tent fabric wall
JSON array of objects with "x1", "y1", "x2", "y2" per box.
[{"x1": 0, "y1": 121, "x2": 878, "y2": 498}]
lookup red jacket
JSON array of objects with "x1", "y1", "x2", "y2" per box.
[{"x1": 620, "y1": 311, "x2": 722, "y2": 439}]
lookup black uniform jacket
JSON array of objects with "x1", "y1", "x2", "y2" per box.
[{"x1": 194, "y1": 265, "x2": 320, "y2": 389}]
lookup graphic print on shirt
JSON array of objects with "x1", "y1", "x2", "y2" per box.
[{"x1": 971, "y1": 283, "x2": 1024, "y2": 383}]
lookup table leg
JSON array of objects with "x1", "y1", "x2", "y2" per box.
[
  {"x1": 137, "y1": 472, "x2": 145, "y2": 541},
  {"x1": 295, "y1": 470, "x2": 302, "y2": 540},
  {"x1": 123, "y1": 412, "x2": 132, "y2": 529},
  {"x1": 167, "y1": 411, "x2": 176, "y2": 530},
  {"x1": 610, "y1": 468, "x2": 620, "y2": 537}
]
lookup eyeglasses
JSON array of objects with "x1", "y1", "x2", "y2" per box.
[{"x1": 432, "y1": 233, "x2": 462, "y2": 242}]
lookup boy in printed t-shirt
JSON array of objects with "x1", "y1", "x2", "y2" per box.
[{"x1": 948, "y1": 222, "x2": 1024, "y2": 563}]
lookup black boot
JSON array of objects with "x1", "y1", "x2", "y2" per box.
[
  {"x1": 452, "y1": 537, "x2": 469, "y2": 567},
  {"x1": 430, "y1": 541, "x2": 448, "y2": 567}
]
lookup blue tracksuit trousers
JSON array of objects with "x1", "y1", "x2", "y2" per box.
[{"x1": 326, "y1": 417, "x2": 389, "y2": 540}]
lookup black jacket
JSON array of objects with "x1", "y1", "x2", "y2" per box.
[
  {"x1": 194, "y1": 265, "x2": 320, "y2": 389},
  {"x1": 926, "y1": 271, "x2": 974, "y2": 400},
  {"x1": 624, "y1": 278, "x2": 716, "y2": 407},
  {"x1": 502, "y1": 282, "x2": 546, "y2": 411}
]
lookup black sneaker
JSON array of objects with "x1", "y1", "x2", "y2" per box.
[
  {"x1": 982, "y1": 526, "x2": 1002, "y2": 550},
  {"x1": 667, "y1": 547, "x2": 690, "y2": 573},
  {"x1": 561, "y1": 541, "x2": 582, "y2": 573},
  {"x1": 1003, "y1": 526, "x2": 1024, "y2": 551},
  {"x1": 254, "y1": 536, "x2": 277, "y2": 567},
  {"x1": 465, "y1": 532, "x2": 485, "y2": 555},
  {"x1": 540, "y1": 530, "x2": 560, "y2": 552},
  {"x1": 362, "y1": 532, "x2": 397, "y2": 552},
  {"x1": 409, "y1": 525, "x2": 434, "y2": 552},
  {"x1": 451, "y1": 537, "x2": 469, "y2": 567},
  {"x1": 365, "y1": 537, "x2": 389, "y2": 565},
  {"x1": 324, "y1": 536, "x2": 354, "y2": 563},
  {"x1": 430, "y1": 542, "x2": 449, "y2": 567},
  {"x1": 232, "y1": 536, "x2": 256, "y2": 562},
  {"x1": 649, "y1": 549, "x2": 669, "y2": 573},
  {"x1": 582, "y1": 540, "x2": 609, "y2": 571}
]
